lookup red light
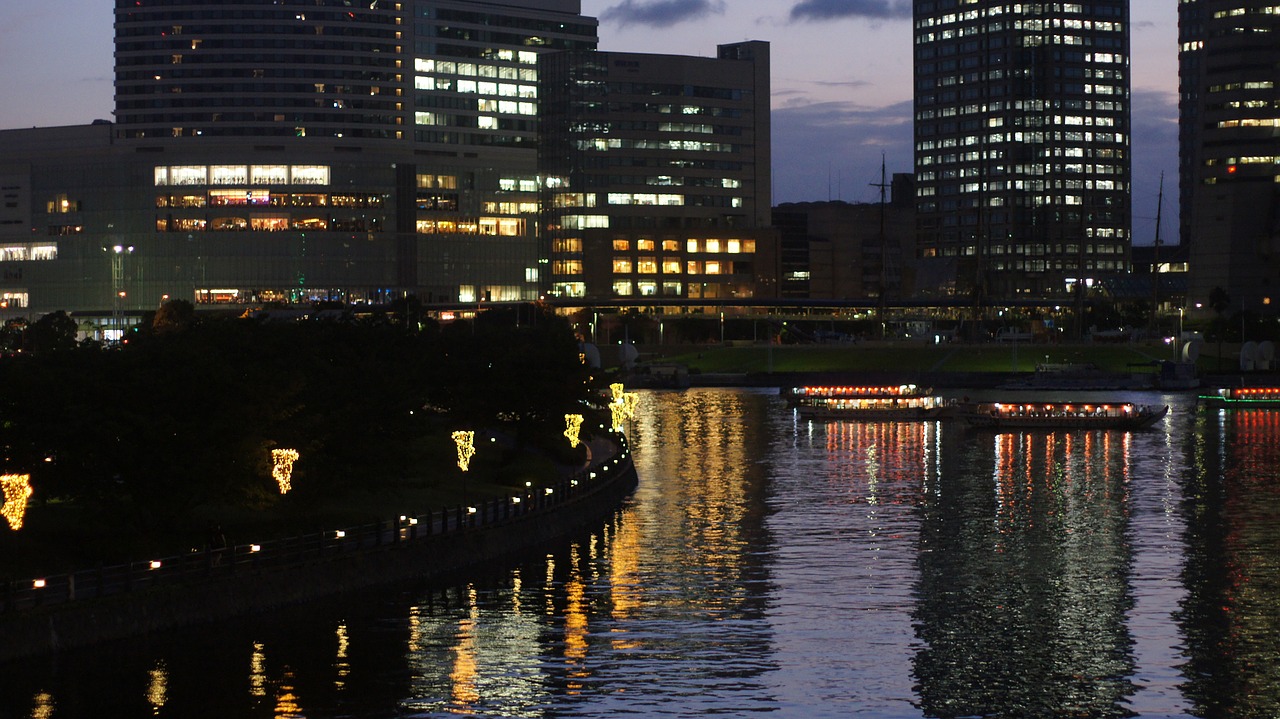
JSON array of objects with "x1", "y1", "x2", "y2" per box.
[{"x1": 1227, "y1": 165, "x2": 1237, "y2": 174}]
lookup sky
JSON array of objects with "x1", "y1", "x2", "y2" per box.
[{"x1": 0, "y1": 0, "x2": 1180, "y2": 244}]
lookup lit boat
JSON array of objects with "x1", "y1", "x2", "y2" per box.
[
  {"x1": 1198, "y1": 387, "x2": 1280, "y2": 409},
  {"x1": 785, "y1": 384, "x2": 954, "y2": 420},
  {"x1": 962, "y1": 401, "x2": 1169, "y2": 430}
]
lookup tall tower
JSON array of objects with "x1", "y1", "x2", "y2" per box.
[
  {"x1": 912, "y1": 1, "x2": 1132, "y2": 301},
  {"x1": 1179, "y1": 0, "x2": 1280, "y2": 312}
]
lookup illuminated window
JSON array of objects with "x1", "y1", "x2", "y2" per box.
[
  {"x1": 705, "y1": 239, "x2": 721, "y2": 253},
  {"x1": 613, "y1": 259, "x2": 633, "y2": 274},
  {"x1": 637, "y1": 239, "x2": 655, "y2": 251},
  {"x1": 637, "y1": 257, "x2": 658, "y2": 274},
  {"x1": 418, "y1": 174, "x2": 457, "y2": 189},
  {"x1": 661, "y1": 282, "x2": 682, "y2": 296},
  {"x1": 662, "y1": 240, "x2": 680, "y2": 251},
  {"x1": 662, "y1": 259, "x2": 681, "y2": 274},
  {"x1": 612, "y1": 239, "x2": 630, "y2": 251},
  {"x1": 290, "y1": 166, "x2": 330, "y2": 185},
  {"x1": 636, "y1": 281, "x2": 658, "y2": 296},
  {"x1": 0, "y1": 243, "x2": 58, "y2": 261},
  {"x1": 687, "y1": 239, "x2": 700, "y2": 253},
  {"x1": 553, "y1": 260, "x2": 583, "y2": 275},
  {"x1": 250, "y1": 166, "x2": 288, "y2": 185},
  {"x1": 613, "y1": 280, "x2": 633, "y2": 296},
  {"x1": 705, "y1": 261, "x2": 722, "y2": 275},
  {"x1": 210, "y1": 166, "x2": 248, "y2": 186},
  {"x1": 726, "y1": 239, "x2": 741, "y2": 253},
  {"x1": 687, "y1": 260, "x2": 702, "y2": 274}
]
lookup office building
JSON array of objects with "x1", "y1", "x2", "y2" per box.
[
  {"x1": 773, "y1": 174, "x2": 916, "y2": 300},
  {"x1": 1179, "y1": 0, "x2": 1280, "y2": 312},
  {"x1": 538, "y1": 42, "x2": 776, "y2": 301},
  {"x1": 912, "y1": 1, "x2": 1132, "y2": 301},
  {"x1": 1, "y1": 0, "x2": 599, "y2": 319}
]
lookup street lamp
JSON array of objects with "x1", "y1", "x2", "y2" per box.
[
  {"x1": 1175, "y1": 306, "x2": 1184, "y2": 361},
  {"x1": 104, "y1": 244, "x2": 135, "y2": 341}
]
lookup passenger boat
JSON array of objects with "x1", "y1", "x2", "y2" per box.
[
  {"x1": 961, "y1": 401, "x2": 1169, "y2": 430},
  {"x1": 785, "y1": 384, "x2": 953, "y2": 420},
  {"x1": 1198, "y1": 387, "x2": 1280, "y2": 409}
]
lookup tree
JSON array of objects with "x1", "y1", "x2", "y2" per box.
[
  {"x1": 152, "y1": 298, "x2": 197, "y2": 335},
  {"x1": 25, "y1": 311, "x2": 78, "y2": 353}
]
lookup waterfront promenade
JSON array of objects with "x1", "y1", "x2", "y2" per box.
[{"x1": 0, "y1": 433, "x2": 637, "y2": 662}]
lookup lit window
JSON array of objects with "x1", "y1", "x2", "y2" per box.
[
  {"x1": 705, "y1": 239, "x2": 721, "y2": 253},
  {"x1": 613, "y1": 259, "x2": 633, "y2": 274},
  {"x1": 613, "y1": 239, "x2": 630, "y2": 251}
]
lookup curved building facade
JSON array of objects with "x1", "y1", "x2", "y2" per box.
[{"x1": 1179, "y1": 0, "x2": 1280, "y2": 312}]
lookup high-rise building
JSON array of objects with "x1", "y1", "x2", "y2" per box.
[
  {"x1": 912, "y1": 1, "x2": 1132, "y2": 301},
  {"x1": 538, "y1": 42, "x2": 775, "y2": 301},
  {"x1": 1, "y1": 1, "x2": 598, "y2": 318},
  {"x1": 1179, "y1": 0, "x2": 1280, "y2": 312}
]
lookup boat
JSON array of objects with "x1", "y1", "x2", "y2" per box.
[
  {"x1": 1198, "y1": 387, "x2": 1280, "y2": 409},
  {"x1": 961, "y1": 401, "x2": 1169, "y2": 430},
  {"x1": 785, "y1": 384, "x2": 954, "y2": 420}
]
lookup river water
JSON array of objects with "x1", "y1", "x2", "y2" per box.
[{"x1": 3, "y1": 387, "x2": 1279, "y2": 718}]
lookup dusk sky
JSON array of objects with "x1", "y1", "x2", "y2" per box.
[{"x1": 0, "y1": 0, "x2": 1179, "y2": 244}]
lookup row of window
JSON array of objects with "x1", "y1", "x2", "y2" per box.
[
  {"x1": 609, "y1": 259, "x2": 740, "y2": 275},
  {"x1": 158, "y1": 216, "x2": 380, "y2": 232},
  {"x1": 155, "y1": 165, "x2": 331, "y2": 187},
  {"x1": 156, "y1": 192, "x2": 385, "y2": 208},
  {"x1": 415, "y1": 218, "x2": 526, "y2": 236}
]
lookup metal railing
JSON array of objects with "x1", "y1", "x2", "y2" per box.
[{"x1": 2, "y1": 440, "x2": 633, "y2": 614}]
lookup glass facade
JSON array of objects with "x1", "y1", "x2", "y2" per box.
[
  {"x1": 913, "y1": 0, "x2": 1132, "y2": 299},
  {"x1": 1179, "y1": 0, "x2": 1280, "y2": 311}
]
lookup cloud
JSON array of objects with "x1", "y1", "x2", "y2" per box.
[
  {"x1": 1128, "y1": 89, "x2": 1180, "y2": 244},
  {"x1": 772, "y1": 99, "x2": 914, "y2": 203},
  {"x1": 788, "y1": 0, "x2": 911, "y2": 22},
  {"x1": 600, "y1": 0, "x2": 726, "y2": 28}
]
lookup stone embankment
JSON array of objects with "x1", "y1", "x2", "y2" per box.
[{"x1": 0, "y1": 436, "x2": 638, "y2": 662}]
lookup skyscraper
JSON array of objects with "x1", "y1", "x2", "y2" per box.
[
  {"x1": 1179, "y1": 0, "x2": 1280, "y2": 312},
  {"x1": 912, "y1": 1, "x2": 1132, "y2": 301}
]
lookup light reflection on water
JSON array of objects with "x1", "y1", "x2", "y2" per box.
[{"x1": 4, "y1": 390, "x2": 1280, "y2": 718}]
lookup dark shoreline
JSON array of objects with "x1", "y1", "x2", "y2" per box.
[{"x1": 0, "y1": 445, "x2": 639, "y2": 663}]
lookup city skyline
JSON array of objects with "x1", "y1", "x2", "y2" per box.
[{"x1": 0, "y1": 0, "x2": 1179, "y2": 242}]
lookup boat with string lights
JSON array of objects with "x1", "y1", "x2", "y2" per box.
[
  {"x1": 1198, "y1": 387, "x2": 1280, "y2": 409},
  {"x1": 784, "y1": 384, "x2": 954, "y2": 421},
  {"x1": 961, "y1": 401, "x2": 1169, "y2": 430}
]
